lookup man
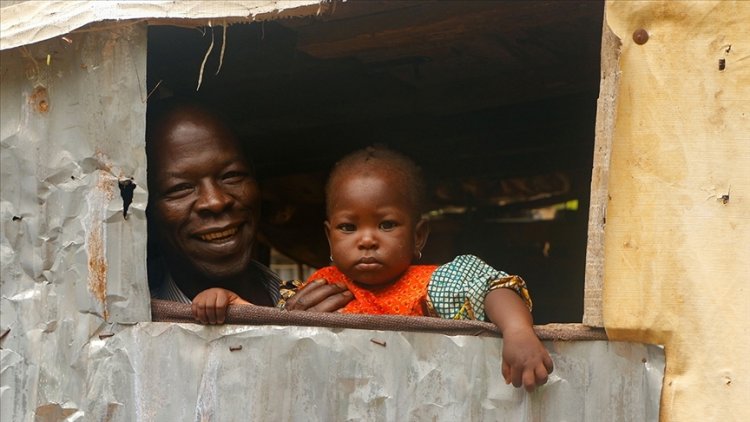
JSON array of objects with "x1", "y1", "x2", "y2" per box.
[{"x1": 147, "y1": 100, "x2": 350, "y2": 323}]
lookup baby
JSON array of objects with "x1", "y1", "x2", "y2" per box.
[{"x1": 290, "y1": 146, "x2": 553, "y2": 391}]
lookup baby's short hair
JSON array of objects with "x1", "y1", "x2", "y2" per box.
[{"x1": 326, "y1": 145, "x2": 427, "y2": 219}]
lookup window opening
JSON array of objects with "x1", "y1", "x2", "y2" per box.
[{"x1": 146, "y1": 1, "x2": 604, "y2": 324}]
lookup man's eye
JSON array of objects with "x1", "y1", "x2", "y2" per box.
[
  {"x1": 222, "y1": 171, "x2": 247, "y2": 183},
  {"x1": 164, "y1": 183, "x2": 193, "y2": 197},
  {"x1": 337, "y1": 223, "x2": 356, "y2": 233},
  {"x1": 379, "y1": 221, "x2": 398, "y2": 230}
]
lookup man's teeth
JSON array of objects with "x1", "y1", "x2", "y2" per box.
[{"x1": 200, "y1": 227, "x2": 238, "y2": 241}]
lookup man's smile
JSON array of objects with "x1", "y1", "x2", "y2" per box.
[{"x1": 198, "y1": 226, "x2": 239, "y2": 242}]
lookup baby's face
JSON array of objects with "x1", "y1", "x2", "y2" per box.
[{"x1": 326, "y1": 171, "x2": 424, "y2": 287}]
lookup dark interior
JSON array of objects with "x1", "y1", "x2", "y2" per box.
[{"x1": 147, "y1": 0, "x2": 604, "y2": 324}]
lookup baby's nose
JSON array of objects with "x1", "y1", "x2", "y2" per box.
[{"x1": 358, "y1": 230, "x2": 378, "y2": 249}]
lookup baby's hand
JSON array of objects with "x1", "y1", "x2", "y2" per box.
[
  {"x1": 191, "y1": 288, "x2": 250, "y2": 325},
  {"x1": 501, "y1": 326, "x2": 554, "y2": 392}
]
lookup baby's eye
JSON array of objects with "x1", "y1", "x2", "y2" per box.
[
  {"x1": 379, "y1": 221, "x2": 398, "y2": 231},
  {"x1": 337, "y1": 223, "x2": 356, "y2": 233}
]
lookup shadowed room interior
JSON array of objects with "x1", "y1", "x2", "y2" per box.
[{"x1": 146, "y1": 0, "x2": 604, "y2": 324}]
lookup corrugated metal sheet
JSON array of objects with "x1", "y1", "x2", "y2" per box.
[
  {"x1": 1, "y1": 20, "x2": 150, "y2": 422},
  {"x1": 1, "y1": 322, "x2": 663, "y2": 421}
]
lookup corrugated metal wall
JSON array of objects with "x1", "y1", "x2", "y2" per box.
[{"x1": 0, "y1": 22, "x2": 150, "y2": 421}]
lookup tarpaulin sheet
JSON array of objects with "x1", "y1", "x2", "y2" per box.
[{"x1": 602, "y1": 1, "x2": 750, "y2": 420}]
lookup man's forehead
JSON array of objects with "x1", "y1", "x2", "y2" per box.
[{"x1": 157, "y1": 107, "x2": 226, "y2": 134}]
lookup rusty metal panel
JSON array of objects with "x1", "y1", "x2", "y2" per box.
[{"x1": 1, "y1": 23, "x2": 150, "y2": 421}]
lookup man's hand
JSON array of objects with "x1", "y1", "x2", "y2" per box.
[
  {"x1": 191, "y1": 288, "x2": 250, "y2": 325},
  {"x1": 501, "y1": 326, "x2": 554, "y2": 392},
  {"x1": 284, "y1": 279, "x2": 353, "y2": 312}
]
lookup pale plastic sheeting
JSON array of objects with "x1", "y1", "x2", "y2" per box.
[{"x1": 0, "y1": 322, "x2": 665, "y2": 421}]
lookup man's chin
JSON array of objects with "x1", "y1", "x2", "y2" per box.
[{"x1": 195, "y1": 260, "x2": 251, "y2": 281}]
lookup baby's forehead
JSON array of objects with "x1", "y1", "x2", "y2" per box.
[
  {"x1": 330, "y1": 167, "x2": 417, "y2": 212},
  {"x1": 334, "y1": 163, "x2": 409, "y2": 188}
]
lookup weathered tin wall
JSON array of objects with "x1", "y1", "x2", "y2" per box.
[
  {"x1": 84, "y1": 324, "x2": 665, "y2": 421},
  {"x1": 0, "y1": 22, "x2": 151, "y2": 421},
  {"x1": 601, "y1": 1, "x2": 750, "y2": 421}
]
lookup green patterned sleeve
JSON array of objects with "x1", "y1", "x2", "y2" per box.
[{"x1": 426, "y1": 255, "x2": 532, "y2": 321}]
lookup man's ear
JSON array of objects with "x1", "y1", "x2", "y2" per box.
[{"x1": 414, "y1": 218, "x2": 430, "y2": 255}]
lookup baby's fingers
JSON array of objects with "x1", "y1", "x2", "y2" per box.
[
  {"x1": 543, "y1": 353, "x2": 554, "y2": 374},
  {"x1": 215, "y1": 294, "x2": 229, "y2": 324},
  {"x1": 192, "y1": 301, "x2": 208, "y2": 325},
  {"x1": 502, "y1": 361, "x2": 511, "y2": 385},
  {"x1": 205, "y1": 295, "x2": 219, "y2": 324},
  {"x1": 534, "y1": 363, "x2": 550, "y2": 386},
  {"x1": 510, "y1": 366, "x2": 524, "y2": 389},
  {"x1": 522, "y1": 368, "x2": 538, "y2": 392}
]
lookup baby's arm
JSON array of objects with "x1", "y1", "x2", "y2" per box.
[
  {"x1": 191, "y1": 288, "x2": 250, "y2": 325},
  {"x1": 485, "y1": 288, "x2": 553, "y2": 392}
]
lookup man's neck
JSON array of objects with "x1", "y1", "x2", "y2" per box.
[{"x1": 165, "y1": 256, "x2": 272, "y2": 306}]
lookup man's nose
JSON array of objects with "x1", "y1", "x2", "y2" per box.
[{"x1": 195, "y1": 180, "x2": 233, "y2": 214}]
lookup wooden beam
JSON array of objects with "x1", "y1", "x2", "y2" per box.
[{"x1": 582, "y1": 17, "x2": 620, "y2": 327}]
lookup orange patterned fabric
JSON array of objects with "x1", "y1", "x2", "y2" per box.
[{"x1": 307, "y1": 266, "x2": 439, "y2": 315}]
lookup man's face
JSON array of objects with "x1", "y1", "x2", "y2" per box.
[
  {"x1": 151, "y1": 113, "x2": 259, "y2": 280},
  {"x1": 325, "y1": 170, "x2": 426, "y2": 286}
]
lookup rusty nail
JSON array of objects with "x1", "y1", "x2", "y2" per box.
[
  {"x1": 633, "y1": 28, "x2": 649, "y2": 45},
  {"x1": 229, "y1": 345, "x2": 243, "y2": 352},
  {"x1": 719, "y1": 58, "x2": 726, "y2": 71},
  {"x1": 370, "y1": 338, "x2": 386, "y2": 347},
  {"x1": 98, "y1": 332, "x2": 114, "y2": 340}
]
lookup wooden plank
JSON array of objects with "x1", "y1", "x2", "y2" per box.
[{"x1": 582, "y1": 15, "x2": 620, "y2": 327}]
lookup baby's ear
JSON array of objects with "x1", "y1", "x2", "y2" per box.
[
  {"x1": 323, "y1": 221, "x2": 332, "y2": 244},
  {"x1": 414, "y1": 218, "x2": 430, "y2": 252}
]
